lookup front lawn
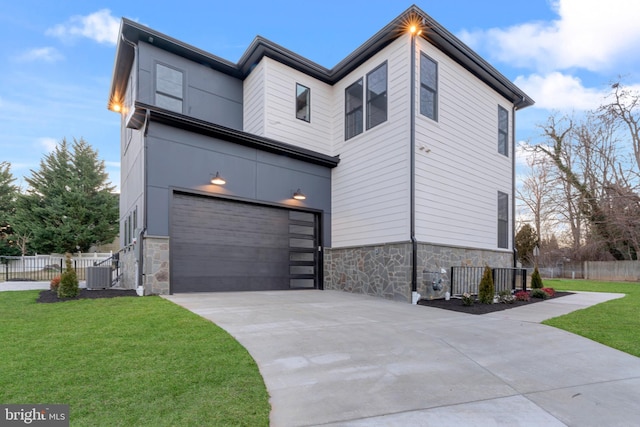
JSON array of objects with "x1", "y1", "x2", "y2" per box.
[
  {"x1": 0, "y1": 291, "x2": 269, "y2": 426},
  {"x1": 543, "y1": 279, "x2": 640, "y2": 358}
]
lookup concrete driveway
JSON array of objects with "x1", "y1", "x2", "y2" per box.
[{"x1": 165, "y1": 290, "x2": 640, "y2": 427}]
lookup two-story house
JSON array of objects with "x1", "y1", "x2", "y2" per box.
[{"x1": 108, "y1": 4, "x2": 533, "y2": 302}]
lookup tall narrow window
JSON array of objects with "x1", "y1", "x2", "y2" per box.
[
  {"x1": 498, "y1": 191, "x2": 509, "y2": 249},
  {"x1": 295, "y1": 83, "x2": 310, "y2": 122},
  {"x1": 498, "y1": 106, "x2": 509, "y2": 156},
  {"x1": 366, "y1": 62, "x2": 387, "y2": 130},
  {"x1": 420, "y1": 53, "x2": 438, "y2": 121},
  {"x1": 345, "y1": 79, "x2": 363, "y2": 140},
  {"x1": 156, "y1": 63, "x2": 183, "y2": 113}
]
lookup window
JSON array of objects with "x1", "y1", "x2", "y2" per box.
[
  {"x1": 420, "y1": 53, "x2": 438, "y2": 120},
  {"x1": 156, "y1": 63, "x2": 183, "y2": 113},
  {"x1": 366, "y1": 62, "x2": 387, "y2": 129},
  {"x1": 345, "y1": 79, "x2": 363, "y2": 140},
  {"x1": 498, "y1": 106, "x2": 509, "y2": 156},
  {"x1": 498, "y1": 192, "x2": 509, "y2": 249},
  {"x1": 295, "y1": 83, "x2": 310, "y2": 122}
]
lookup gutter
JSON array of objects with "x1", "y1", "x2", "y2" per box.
[{"x1": 410, "y1": 33, "x2": 418, "y2": 298}]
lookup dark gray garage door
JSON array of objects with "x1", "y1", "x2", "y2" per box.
[{"x1": 171, "y1": 193, "x2": 318, "y2": 292}]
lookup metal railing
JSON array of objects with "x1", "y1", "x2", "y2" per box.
[
  {"x1": 0, "y1": 255, "x2": 111, "y2": 282},
  {"x1": 450, "y1": 266, "x2": 527, "y2": 296},
  {"x1": 92, "y1": 252, "x2": 122, "y2": 287}
]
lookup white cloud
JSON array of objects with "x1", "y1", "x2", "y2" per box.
[
  {"x1": 37, "y1": 137, "x2": 59, "y2": 153},
  {"x1": 459, "y1": 0, "x2": 640, "y2": 73},
  {"x1": 105, "y1": 161, "x2": 120, "y2": 169},
  {"x1": 514, "y1": 72, "x2": 609, "y2": 110},
  {"x1": 46, "y1": 9, "x2": 120, "y2": 45},
  {"x1": 15, "y1": 47, "x2": 63, "y2": 62}
]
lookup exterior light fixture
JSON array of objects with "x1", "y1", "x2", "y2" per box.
[
  {"x1": 292, "y1": 189, "x2": 306, "y2": 200},
  {"x1": 210, "y1": 172, "x2": 226, "y2": 185}
]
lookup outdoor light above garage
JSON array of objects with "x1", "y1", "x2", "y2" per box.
[
  {"x1": 293, "y1": 189, "x2": 306, "y2": 200},
  {"x1": 210, "y1": 172, "x2": 226, "y2": 185}
]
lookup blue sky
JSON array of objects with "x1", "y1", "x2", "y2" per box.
[{"x1": 2, "y1": 0, "x2": 639, "y2": 191}]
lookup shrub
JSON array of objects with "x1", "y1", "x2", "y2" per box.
[
  {"x1": 530, "y1": 288, "x2": 549, "y2": 299},
  {"x1": 498, "y1": 290, "x2": 515, "y2": 304},
  {"x1": 57, "y1": 254, "x2": 79, "y2": 299},
  {"x1": 50, "y1": 275, "x2": 61, "y2": 291},
  {"x1": 461, "y1": 292, "x2": 474, "y2": 306},
  {"x1": 531, "y1": 266, "x2": 543, "y2": 289},
  {"x1": 542, "y1": 287, "x2": 556, "y2": 297},
  {"x1": 478, "y1": 265, "x2": 495, "y2": 304},
  {"x1": 515, "y1": 291, "x2": 530, "y2": 301}
]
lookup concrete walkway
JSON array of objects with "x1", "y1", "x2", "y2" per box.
[{"x1": 165, "y1": 290, "x2": 640, "y2": 426}]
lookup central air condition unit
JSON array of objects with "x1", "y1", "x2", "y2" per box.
[{"x1": 86, "y1": 266, "x2": 112, "y2": 290}]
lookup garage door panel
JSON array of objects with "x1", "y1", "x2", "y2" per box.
[{"x1": 171, "y1": 194, "x2": 318, "y2": 292}]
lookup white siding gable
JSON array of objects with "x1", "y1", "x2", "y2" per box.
[{"x1": 243, "y1": 60, "x2": 266, "y2": 135}]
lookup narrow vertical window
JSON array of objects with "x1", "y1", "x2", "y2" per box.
[
  {"x1": 295, "y1": 83, "x2": 310, "y2": 122},
  {"x1": 498, "y1": 191, "x2": 509, "y2": 249},
  {"x1": 156, "y1": 63, "x2": 183, "y2": 113},
  {"x1": 366, "y1": 62, "x2": 387, "y2": 129},
  {"x1": 345, "y1": 79, "x2": 363, "y2": 140},
  {"x1": 420, "y1": 53, "x2": 438, "y2": 121},
  {"x1": 498, "y1": 106, "x2": 509, "y2": 156}
]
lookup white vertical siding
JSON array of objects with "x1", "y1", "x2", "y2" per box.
[
  {"x1": 331, "y1": 36, "x2": 411, "y2": 247},
  {"x1": 243, "y1": 60, "x2": 265, "y2": 135},
  {"x1": 414, "y1": 37, "x2": 513, "y2": 251}
]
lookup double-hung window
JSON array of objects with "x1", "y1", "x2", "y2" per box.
[
  {"x1": 345, "y1": 79, "x2": 364, "y2": 140},
  {"x1": 156, "y1": 63, "x2": 183, "y2": 113},
  {"x1": 498, "y1": 106, "x2": 509, "y2": 156},
  {"x1": 420, "y1": 53, "x2": 438, "y2": 120},
  {"x1": 366, "y1": 63, "x2": 387, "y2": 130},
  {"x1": 498, "y1": 192, "x2": 509, "y2": 249},
  {"x1": 296, "y1": 83, "x2": 310, "y2": 122}
]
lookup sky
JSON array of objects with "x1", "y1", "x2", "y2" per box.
[{"x1": 2, "y1": 0, "x2": 640, "y2": 192}]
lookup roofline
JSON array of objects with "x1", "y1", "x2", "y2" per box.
[
  {"x1": 129, "y1": 102, "x2": 340, "y2": 169},
  {"x1": 108, "y1": 5, "x2": 533, "y2": 110}
]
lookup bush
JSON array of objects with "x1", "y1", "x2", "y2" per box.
[
  {"x1": 461, "y1": 292, "x2": 474, "y2": 306},
  {"x1": 530, "y1": 288, "x2": 549, "y2": 299},
  {"x1": 515, "y1": 291, "x2": 530, "y2": 301},
  {"x1": 498, "y1": 289, "x2": 515, "y2": 304},
  {"x1": 478, "y1": 265, "x2": 495, "y2": 304},
  {"x1": 50, "y1": 275, "x2": 61, "y2": 291},
  {"x1": 542, "y1": 287, "x2": 556, "y2": 297},
  {"x1": 57, "y1": 254, "x2": 79, "y2": 298},
  {"x1": 531, "y1": 267, "x2": 543, "y2": 289}
]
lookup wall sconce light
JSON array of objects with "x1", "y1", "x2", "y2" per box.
[
  {"x1": 292, "y1": 189, "x2": 306, "y2": 200},
  {"x1": 210, "y1": 172, "x2": 226, "y2": 185}
]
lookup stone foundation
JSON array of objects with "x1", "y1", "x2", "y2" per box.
[
  {"x1": 325, "y1": 242, "x2": 512, "y2": 303},
  {"x1": 143, "y1": 236, "x2": 170, "y2": 295},
  {"x1": 119, "y1": 247, "x2": 137, "y2": 289}
]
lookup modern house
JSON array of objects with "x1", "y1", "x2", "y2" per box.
[{"x1": 107, "y1": 4, "x2": 533, "y2": 302}]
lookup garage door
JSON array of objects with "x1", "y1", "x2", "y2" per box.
[{"x1": 170, "y1": 193, "x2": 319, "y2": 292}]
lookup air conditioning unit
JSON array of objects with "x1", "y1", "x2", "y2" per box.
[{"x1": 86, "y1": 266, "x2": 112, "y2": 290}]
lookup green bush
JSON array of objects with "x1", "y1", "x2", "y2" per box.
[
  {"x1": 530, "y1": 288, "x2": 549, "y2": 299},
  {"x1": 461, "y1": 292, "x2": 474, "y2": 306},
  {"x1": 531, "y1": 266, "x2": 543, "y2": 289},
  {"x1": 478, "y1": 265, "x2": 495, "y2": 304},
  {"x1": 57, "y1": 254, "x2": 79, "y2": 298}
]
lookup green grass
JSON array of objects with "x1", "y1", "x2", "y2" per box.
[
  {"x1": 0, "y1": 291, "x2": 270, "y2": 426},
  {"x1": 543, "y1": 279, "x2": 640, "y2": 358}
]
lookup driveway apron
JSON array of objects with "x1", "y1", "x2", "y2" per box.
[{"x1": 164, "y1": 290, "x2": 640, "y2": 427}]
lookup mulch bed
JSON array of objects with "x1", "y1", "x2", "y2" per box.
[
  {"x1": 417, "y1": 292, "x2": 573, "y2": 315},
  {"x1": 37, "y1": 288, "x2": 138, "y2": 303}
]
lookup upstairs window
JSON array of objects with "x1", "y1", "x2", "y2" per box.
[
  {"x1": 498, "y1": 191, "x2": 509, "y2": 249},
  {"x1": 295, "y1": 83, "x2": 310, "y2": 122},
  {"x1": 156, "y1": 63, "x2": 183, "y2": 113},
  {"x1": 498, "y1": 106, "x2": 509, "y2": 156},
  {"x1": 420, "y1": 53, "x2": 438, "y2": 121},
  {"x1": 366, "y1": 62, "x2": 387, "y2": 130},
  {"x1": 345, "y1": 78, "x2": 363, "y2": 140}
]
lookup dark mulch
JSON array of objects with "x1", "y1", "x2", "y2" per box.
[
  {"x1": 37, "y1": 288, "x2": 138, "y2": 303},
  {"x1": 417, "y1": 292, "x2": 573, "y2": 315}
]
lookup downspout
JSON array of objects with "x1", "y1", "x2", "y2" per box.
[
  {"x1": 410, "y1": 32, "x2": 418, "y2": 300},
  {"x1": 138, "y1": 109, "x2": 150, "y2": 295},
  {"x1": 512, "y1": 97, "x2": 526, "y2": 268}
]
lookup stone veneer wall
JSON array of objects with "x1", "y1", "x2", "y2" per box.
[
  {"x1": 120, "y1": 247, "x2": 136, "y2": 289},
  {"x1": 143, "y1": 236, "x2": 170, "y2": 295},
  {"x1": 324, "y1": 242, "x2": 512, "y2": 303}
]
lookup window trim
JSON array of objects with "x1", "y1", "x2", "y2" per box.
[
  {"x1": 498, "y1": 191, "x2": 509, "y2": 249},
  {"x1": 295, "y1": 83, "x2": 311, "y2": 123},
  {"x1": 155, "y1": 62, "x2": 184, "y2": 113},
  {"x1": 498, "y1": 105, "x2": 509, "y2": 156},
  {"x1": 366, "y1": 62, "x2": 388, "y2": 130},
  {"x1": 345, "y1": 78, "x2": 364, "y2": 140},
  {"x1": 420, "y1": 52, "x2": 438, "y2": 121}
]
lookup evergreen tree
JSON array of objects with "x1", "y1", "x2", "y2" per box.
[
  {"x1": 531, "y1": 266, "x2": 544, "y2": 289},
  {"x1": 0, "y1": 162, "x2": 20, "y2": 256},
  {"x1": 58, "y1": 253, "x2": 79, "y2": 298},
  {"x1": 515, "y1": 224, "x2": 539, "y2": 266},
  {"x1": 13, "y1": 138, "x2": 118, "y2": 254},
  {"x1": 478, "y1": 265, "x2": 495, "y2": 304}
]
